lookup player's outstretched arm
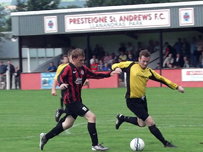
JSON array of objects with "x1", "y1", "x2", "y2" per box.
[{"x1": 177, "y1": 86, "x2": 184, "y2": 93}]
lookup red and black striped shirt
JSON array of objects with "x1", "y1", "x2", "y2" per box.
[{"x1": 57, "y1": 63, "x2": 111, "y2": 104}]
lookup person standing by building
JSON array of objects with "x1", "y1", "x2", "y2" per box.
[
  {"x1": 111, "y1": 49, "x2": 184, "y2": 148},
  {"x1": 7, "y1": 60, "x2": 15, "y2": 89},
  {"x1": 0, "y1": 61, "x2": 7, "y2": 89},
  {"x1": 40, "y1": 48, "x2": 119, "y2": 151},
  {"x1": 14, "y1": 66, "x2": 21, "y2": 89}
]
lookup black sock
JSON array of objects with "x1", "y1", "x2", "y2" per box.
[
  {"x1": 45, "y1": 123, "x2": 64, "y2": 140},
  {"x1": 124, "y1": 116, "x2": 139, "y2": 126},
  {"x1": 60, "y1": 97, "x2": 63, "y2": 109},
  {"x1": 148, "y1": 124, "x2": 167, "y2": 145},
  {"x1": 88, "y1": 122, "x2": 98, "y2": 146},
  {"x1": 58, "y1": 116, "x2": 66, "y2": 124}
]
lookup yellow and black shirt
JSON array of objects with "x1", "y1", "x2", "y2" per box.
[
  {"x1": 54, "y1": 63, "x2": 69, "y2": 81},
  {"x1": 111, "y1": 61, "x2": 178, "y2": 99}
]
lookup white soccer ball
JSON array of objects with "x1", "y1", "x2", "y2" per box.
[{"x1": 130, "y1": 138, "x2": 145, "y2": 151}]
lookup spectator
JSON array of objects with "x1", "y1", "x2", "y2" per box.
[
  {"x1": 126, "y1": 42, "x2": 134, "y2": 52},
  {"x1": 182, "y1": 38, "x2": 190, "y2": 58},
  {"x1": 7, "y1": 60, "x2": 15, "y2": 89},
  {"x1": 90, "y1": 55, "x2": 98, "y2": 65},
  {"x1": 164, "y1": 60, "x2": 173, "y2": 69},
  {"x1": 102, "y1": 62, "x2": 111, "y2": 71},
  {"x1": 90, "y1": 59, "x2": 98, "y2": 72},
  {"x1": 0, "y1": 61, "x2": 7, "y2": 89},
  {"x1": 46, "y1": 62, "x2": 57, "y2": 72},
  {"x1": 147, "y1": 40, "x2": 155, "y2": 53},
  {"x1": 190, "y1": 37, "x2": 197, "y2": 67},
  {"x1": 128, "y1": 54, "x2": 135, "y2": 61},
  {"x1": 196, "y1": 35, "x2": 203, "y2": 61},
  {"x1": 109, "y1": 59, "x2": 115, "y2": 68},
  {"x1": 98, "y1": 59, "x2": 104, "y2": 71},
  {"x1": 111, "y1": 53, "x2": 118, "y2": 63},
  {"x1": 163, "y1": 42, "x2": 176, "y2": 60},
  {"x1": 119, "y1": 51, "x2": 127, "y2": 61},
  {"x1": 183, "y1": 56, "x2": 190, "y2": 68},
  {"x1": 103, "y1": 52, "x2": 111, "y2": 63},
  {"x1": 155, "y1": 63, "x2": 161, "y2": 70},
  {"x1": 92, "y1": 44, "x2": 100, "y2": 57},
  {"x1": 14, "y1": 66, "x2": 21, "y2": 89},
  {"x1": 118, "y1": 42, "x2": 126, "y2": 53},
  {"x1": 98, "y1": 47, "x2": 105, "y2": 60},
  {"x1": 197, "y1": 51, "x2": 203, "y2": 68},
  {"x1": 163, "y1": 53, "x2": 174, "y2": 68},
  {"x1": 173, "y1": 38, "x2": 183, "y2": 54},
  {"x1": 173, "y1": 53, "x2": 184, "y2": 68}
]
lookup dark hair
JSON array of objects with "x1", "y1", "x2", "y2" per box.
[
  {"x1": 139, "y1": 49, "x2": 151, "y2": 58},
  {"x1": 72, "y1": 48, "x2": 85, "y2": 59}
]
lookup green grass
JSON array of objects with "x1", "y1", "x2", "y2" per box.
[{"x1": 0, "y1": 87, "x2": 203, "y2": 152}]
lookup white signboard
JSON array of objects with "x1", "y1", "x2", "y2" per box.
[
  {"x1": 65, "y1": 9, "x2": 170, "y2": 32},
  {"x1": 179, "y1": 8, "x2": 194, "y2": 26},
  {"x1": 181, "y1": 69, "x2": 203, "y2": 81},
  {"x1": 44, "y1": 16, "x2": 58, "y2": 33}
]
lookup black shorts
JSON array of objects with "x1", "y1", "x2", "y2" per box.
[
  {"x1": 65, "y1": 101, "x2": 89, "y2": 119},
  {"x1": 126, "y1": 97, "x2": 149, "y2": 121}
]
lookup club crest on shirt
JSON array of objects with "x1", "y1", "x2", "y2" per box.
[
  {"x1": 81, "y1": 70, "x2": 84, "y2": 75},
  {"x1": 75, "y1": 78, "x2": 82, "y2": 84}
]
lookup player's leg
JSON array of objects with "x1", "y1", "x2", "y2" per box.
[
  {"x1": 39, "y1": 115, "x2": 75, "y2": 150},
  {"x1": 73, "y1": 102, "x2": 99, "y2": 147},
  {"x1": 74, "y1": 101, "x2": 108, "y2": 151},
  {"x1": 83, "y1": 110, "x2": 109, "y2": 151},
  {"x1": 116, "y1": 98, "x2": 144, "y2": 129},
  {"x1": 145, "y1": 116, "x2": 176, "y2": 147}
]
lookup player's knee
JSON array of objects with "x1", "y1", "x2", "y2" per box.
[
  {"x1": 138, "y1": 122, "x2": 146, "y2": 127},
  {"x1": 87, "y1": 113, "x2": 96, "y2": 123},
  {"x1": 139, "y1": 123, "x2": 146, "y2": 127},
  {"x1": 137, "y1": 118, "x2": 146, "y2": 127},
  {"x1": 90, "y1": 114, "x2": 96, "y2": 122},
  {"x1": 63, "y1": 122, "x2": 73, "y2": 129},
  {"x1": 145, "y1": 116, "x2": 155, "y2": 126}
]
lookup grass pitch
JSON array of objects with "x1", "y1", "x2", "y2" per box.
[{"x1": 0, "y1": 87, "x2": 202, "y2": 152}]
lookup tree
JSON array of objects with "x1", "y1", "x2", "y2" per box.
[
  {"x1": 85, "y1": 0, "x2": 200, "y2": 7},
  {"x1": 0, "y1": 5, "x2": 7, "y2": 44},
  {"x1": 15, "y1": 0, "x2": 60, "y2": 12}
]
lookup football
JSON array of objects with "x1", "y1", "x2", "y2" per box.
[{"x1": 130, "y1": 138, "x2": 145, "y2": 151}]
